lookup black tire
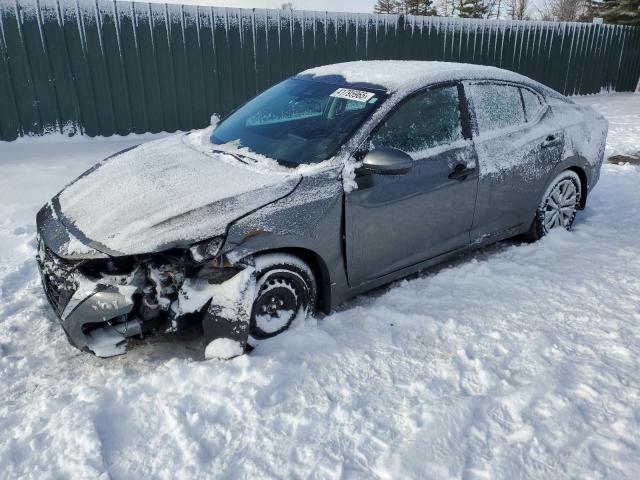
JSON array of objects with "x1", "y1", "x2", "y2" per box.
[
  {"x1": 525, "y1": 170, "x2": 582, "y2": 242},
  {"x1": 250, "y1": 254, "x2": 317, "y2": 339}
]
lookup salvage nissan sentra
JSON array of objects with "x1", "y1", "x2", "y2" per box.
[{"x1": 36, "y1": 61, "x2": 607, "y2": 359}]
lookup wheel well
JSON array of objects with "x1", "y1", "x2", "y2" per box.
[
  {"x1": 252, "y1": 247, "x2": 331, "y2": 314},
  {"x1": 566, "y1": 166, "x2": 588, "y2": 209}
]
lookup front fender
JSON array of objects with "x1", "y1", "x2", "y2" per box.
[
  {"x1": 220, "y1": 169, "x2": 348, "y2": 310},
  {"x1": 201, "y1": 265, "x2": 256, "y2": 359}
]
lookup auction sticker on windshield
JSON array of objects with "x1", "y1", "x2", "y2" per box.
[{"x1": 330, "y1": 88, "x2": 376, "y2": 103}]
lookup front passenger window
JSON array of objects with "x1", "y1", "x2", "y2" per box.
[{"x1": 370, "y1": 86, "x2": 463, "y2": 153}]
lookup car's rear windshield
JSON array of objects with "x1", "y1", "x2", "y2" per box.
[{"x1": 211, "y1": 78, "x2": 384, "y2": 166}]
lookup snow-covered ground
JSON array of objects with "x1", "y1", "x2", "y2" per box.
[
  {"x1": 573, "y1": 93, "x2": 640, "y2": 158},
  {"x1": 1, "y1": 92, "x2": 639, "y2": 479}
]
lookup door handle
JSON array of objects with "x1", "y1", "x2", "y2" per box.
[
  {"x1": 448, "y1": 163, "x2": 474, "y2": 181},
  {"x1": 541, "y1": 135, "x2": 560, "y2": 148}
]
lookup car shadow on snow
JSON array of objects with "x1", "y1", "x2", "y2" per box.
[{"x1": 330, "y1": 237, "x2": 520, "y2": 313}]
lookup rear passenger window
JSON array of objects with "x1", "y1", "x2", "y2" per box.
[
  {"x1": 470, "y1": 83, "x2": 525, "y2": 133},
  {"x1": 521, "y1": 88, "x2": 545, "y2": 121},
  {"x1": 371, "y1": 86, "x2": 463, "y2": 153}
]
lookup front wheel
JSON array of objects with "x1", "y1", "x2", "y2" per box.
[
  {"x1": 525, "y1": 170, "x2": 582, "y2": 242},
  {"x1": 250, "y1": 254, "x2": 317, "y2": 339}
]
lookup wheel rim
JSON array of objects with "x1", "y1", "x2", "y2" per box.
[
  {"x1": 543, "y1": 178, "x2": 579, "y2": 232},
  {"x1": 251, "y1": 275, "x2": 304, "y2": 338}
]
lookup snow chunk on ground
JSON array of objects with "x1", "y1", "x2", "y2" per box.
[{"x1": 204, "y1": 338, "x2": 244, "y2": 360}]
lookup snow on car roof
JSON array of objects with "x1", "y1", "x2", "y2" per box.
[{"x1": 300, "y1": 60, "x2": 537, "y2": 93}]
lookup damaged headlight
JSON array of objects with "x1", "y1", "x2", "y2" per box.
[
  {"x1": 189, "y1": 236, "x2": 225, "y2": 263},
  {"x1": 79, "y1": 256, "x2": 137, "y2": 276}
]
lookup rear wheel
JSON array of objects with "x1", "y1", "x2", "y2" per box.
[
  {"x1": 250, "y1": 254, "x2": 317, "y2": 339},
  {"x1": 525, "y1": 170, "x2": 582, "y2": 242}
]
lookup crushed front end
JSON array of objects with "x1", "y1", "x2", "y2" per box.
[{"x1": 36, "y1": 204, "x2": 254, "y2": 358}]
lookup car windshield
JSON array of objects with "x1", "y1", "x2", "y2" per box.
[{"x1": 211, "y1": 78, "x2": 384, "y2": 166}]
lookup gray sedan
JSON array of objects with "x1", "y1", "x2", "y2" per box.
[{"x1": 36, "y1": 61, "x2": 607, "y2": 358}]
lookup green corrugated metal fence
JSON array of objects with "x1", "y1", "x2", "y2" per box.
[{"x1": 1, "y1": 0, "x2": 639, "y2": 141}]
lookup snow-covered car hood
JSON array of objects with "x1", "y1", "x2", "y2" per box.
[{"x1": 50, "y1": 133, "x2": 301, "y2": 256}]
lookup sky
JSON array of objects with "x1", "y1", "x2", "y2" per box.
[
  {"x1": 138, "y1": 0, "x2": 548, "y2": 18},
  {"x1": 143, "y1": 0, "x2": 377, "y2": 13}
]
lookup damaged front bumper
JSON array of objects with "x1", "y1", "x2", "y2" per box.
[{"x1": 36, "y1": 236, "x2": 255, "y2": 358}]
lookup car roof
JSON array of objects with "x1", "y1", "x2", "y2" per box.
[{"x1": 298, "y1": 60, "x2": 542, "y2": 94}]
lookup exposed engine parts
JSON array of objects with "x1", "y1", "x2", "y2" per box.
[{"x1": 37, "y1": 242, "x2": 254, "y2": 358}]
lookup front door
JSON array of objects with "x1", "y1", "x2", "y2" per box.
[{"x1": 345, "y1": 84, "x2": 479, "y2": 286}]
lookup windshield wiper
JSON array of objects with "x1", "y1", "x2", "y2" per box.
[
  {"x1": 210, "y1": 149, "x2": 250, "y2": 165},
  {"x1": 211, "y1": 147, "x2": 298, "y2": 169}
]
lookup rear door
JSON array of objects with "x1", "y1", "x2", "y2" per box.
[
  {"x1": 345, "y1": 83, "x2": 479, "y2": 286},
  {"x1": 465, "y1": 82, "x2": 564, "y2": 242}
]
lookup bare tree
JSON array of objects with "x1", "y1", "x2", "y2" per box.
[
  {"x1": 281, "y1": 2, "x2": 295, "y2": 10},
  {"x1": 538, "y1": 0, "x2": 555, "y2": 19},
  {"x1": 507, "y1": 0, "x2": 530, "y2": 18},
  {"x1": 539, "y1": 0, "x2": 584, "y2": 20},
  {"x1": 555, "y1": 0, "x2": 582, "y2": 19},
  {"x1": 437, "y1": 0, "x2": 457, "y2": 15},
  {"x1": 485, "y1": 0, "x2": 501, "y2": 16},
  {"x1": 579, "y1": 0, "x2": 602, "y2": 22}
]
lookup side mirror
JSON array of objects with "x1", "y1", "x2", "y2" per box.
[{"x1": 362, "y1": 147, "x2": 414, "y2": 175}]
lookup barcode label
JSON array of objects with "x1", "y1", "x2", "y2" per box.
[{"x1": 330, "y1": 88, "x2": 376, "y2": 103}]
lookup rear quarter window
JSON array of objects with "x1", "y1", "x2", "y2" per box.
[{"x1": 521, "y1": 88, "x2": 545, "y2": 121}]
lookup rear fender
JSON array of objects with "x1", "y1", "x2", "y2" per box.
[{"x1": 528, "y1": 155, "x2": 591, "y2": 219}]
